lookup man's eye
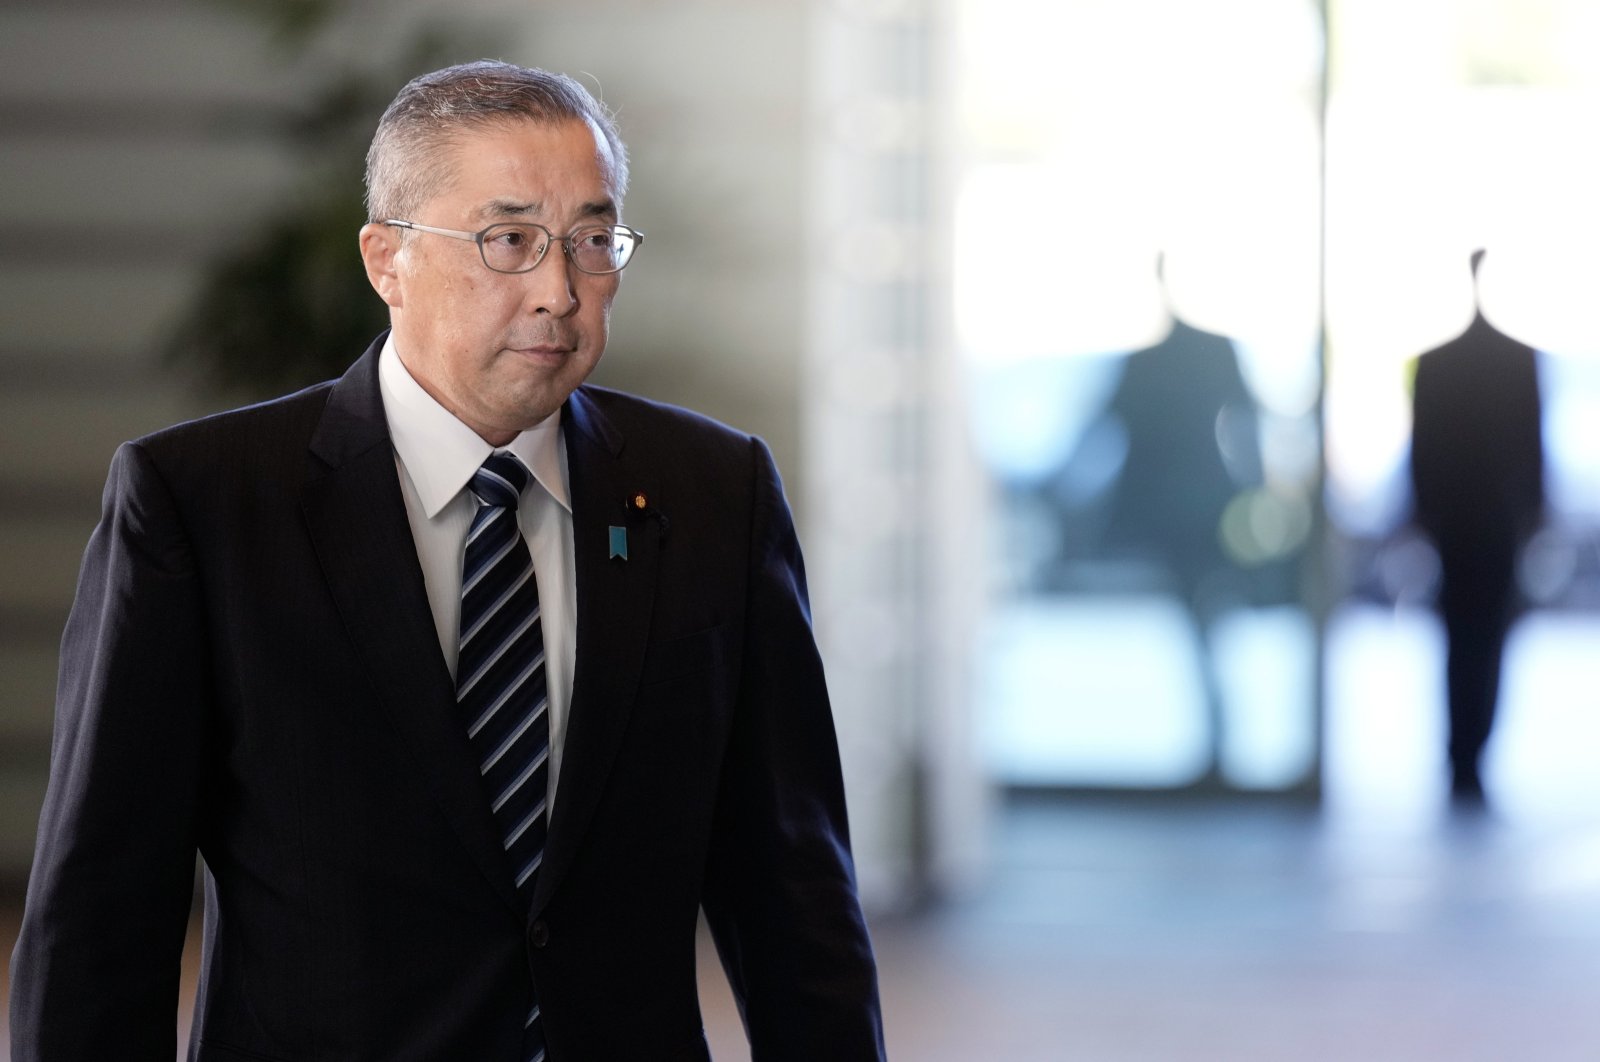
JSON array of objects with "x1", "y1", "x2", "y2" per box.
[{"x1": 492, "y1": 229, "x2": 529, "y2": 248}]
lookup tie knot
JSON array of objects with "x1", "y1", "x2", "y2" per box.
[{"x1": 469, "y1": 452, "x2": 530, "y2": 510}]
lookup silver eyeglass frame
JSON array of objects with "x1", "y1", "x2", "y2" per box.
[{"x1": 384, "y1": 219, "x2": 644, "y2": 275}]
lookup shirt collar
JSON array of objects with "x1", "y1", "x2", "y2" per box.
[{"x1": 378, "y1": 333, "x2": 571, "y2": 518}]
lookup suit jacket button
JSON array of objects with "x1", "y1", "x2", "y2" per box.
[{"x1": 528, "y1": 920, "x2": 550, "y2": 949}]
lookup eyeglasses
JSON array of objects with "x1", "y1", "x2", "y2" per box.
[{"x1": 384, "y1": 219, "x2": 644, "y2": 275}]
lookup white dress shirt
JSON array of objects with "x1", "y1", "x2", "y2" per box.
[{"x1": 378, "y1": 335, "x2": 576, "y2": 807}]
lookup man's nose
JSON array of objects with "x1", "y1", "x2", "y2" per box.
[{"x1": 523, "y1": 243, "x2": 578, "y2": 316}]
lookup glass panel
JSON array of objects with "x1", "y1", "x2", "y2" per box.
[
  {"x1": 1325, "y1": 0, "x2": 1600, "y2": 819},
  {"x1": 957, "y1": 0, "x2": 1326, "y2": 790}
]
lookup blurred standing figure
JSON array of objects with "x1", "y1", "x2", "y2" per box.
[
  {"x1": 1409, "y1": 249, "x2": 1544, "y2": 805},
  {"x1": 1078, "y1": 253, "x2": 1263, "y2": 785}
]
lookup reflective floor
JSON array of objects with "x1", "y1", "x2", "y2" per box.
[
  {"x1": 718, "y1": 601, "x2": 1600, "y2": 1060},
  {"x1": 708, "y1": 794, "x2": 1600, "y2": 1061}
]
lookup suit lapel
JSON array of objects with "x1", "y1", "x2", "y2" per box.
[
  {"x1": 533, "y1": 387, "x2": 659, "y2": 913},
  {"x1": 300, "y1": 337, "x2": 523, "y2": 915}
]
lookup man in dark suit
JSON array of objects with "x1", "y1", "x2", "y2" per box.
[
  {"x1": 1410, "y1": 249, "x2": 1544, "y2": 806},
  {"x1": 10, "y1": 60, "x2": 885, "y2": 1061}
]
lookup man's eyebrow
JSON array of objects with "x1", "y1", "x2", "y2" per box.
[
  {"x1": 476, "y1": 199, "x2": 542, "y2": 220},
  {"x1": 474, "y1": 198, "x2": 619, "y2": 221}
]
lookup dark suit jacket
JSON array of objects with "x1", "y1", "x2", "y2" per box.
[
  {"x1": 10, "y1": 336, "x2": 885, "y2": 1061},
  {"x1": 1410, "y1": 312, "x2": 1544, "y2": 556}
]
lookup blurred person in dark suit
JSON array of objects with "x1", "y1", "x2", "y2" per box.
[
  {"x1": 1066, "y1": 254, "x2": 1264, "y2": 784},
  {"x1": 1409, "y1": 248, "x2": 1545, "y2": 805},
  {"x1": 10, "y1": 60, "x2": 883, "y2": 1061}
]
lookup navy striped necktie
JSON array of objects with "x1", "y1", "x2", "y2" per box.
[{"x1": 458, "y1": 452, "x2": 549, "y2": 1061}]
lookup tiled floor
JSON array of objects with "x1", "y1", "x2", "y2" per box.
[
  {"x1": 850, "y1": 796, "x2": 1600, "y2": 1061},
  {"x1": 9, "y1": 794, "x2": 1600, "y2": 1060}
]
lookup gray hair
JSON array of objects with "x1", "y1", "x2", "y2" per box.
[{"x1": 364, "y1": 60, "x2": 630, "y2": 224}]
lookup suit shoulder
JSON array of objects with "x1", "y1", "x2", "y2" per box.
[
  {"x1": 132, "y1": 379, "x2": 337, "y2": 465},
  {"x1": 114, "y1": 380, "x2": 340, "y2": 504}
]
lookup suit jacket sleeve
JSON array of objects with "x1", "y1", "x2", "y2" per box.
[
  {"x1": 699, "y1": 438, "x2": 886, "y2": 1061},
  {"x1": 9, "y1": 440, "x2": 207, "y2": 1060}
]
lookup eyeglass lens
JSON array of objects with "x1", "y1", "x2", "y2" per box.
[{"x1": 481, "y1": 224, "x2": 636, "y2": 274}]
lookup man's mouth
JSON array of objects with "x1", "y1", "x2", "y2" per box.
[{"x1": 510, "y1": 341, "x2": 573, "y2": 356}]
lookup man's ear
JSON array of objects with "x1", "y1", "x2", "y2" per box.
[{"x1": 358, "y1": 223, "x2": 404, "y2": 309}]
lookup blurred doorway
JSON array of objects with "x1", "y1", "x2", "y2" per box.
[
  {"x1": 958, "y1": 0, "x2": 1600, "y2": 809},
  {"x1": 1323, "y1": 0, "x2": 1600, "y2": 820},
  {"x1": 954, "y1": 0, "x2": 1325, "y2": 793}
]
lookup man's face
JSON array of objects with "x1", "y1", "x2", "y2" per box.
[{"x1": 361, "y1": 117, "x2": 624, "y2": 444}]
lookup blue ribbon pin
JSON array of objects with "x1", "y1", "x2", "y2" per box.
[{"x1": 608, "y1": 525, "x2": 628, "y2": 560}]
